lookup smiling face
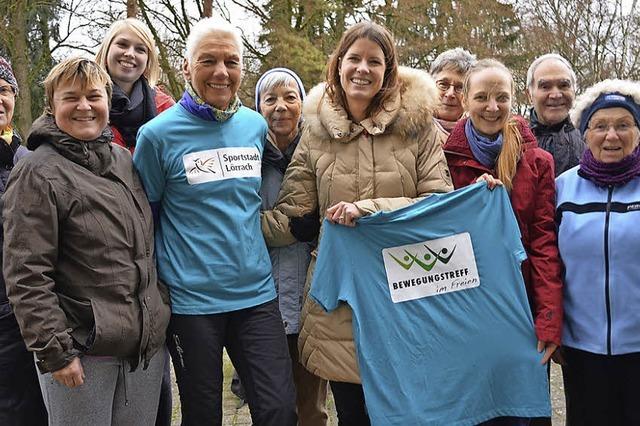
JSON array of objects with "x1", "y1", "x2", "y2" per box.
[
  {"x1": 106, "y1": 29, "x2": 149, "y2": 93},
  {"x1": 338, "y1": 37, "x2": 385, "y2": 116},
  {"x1": 0, "y1": 78, "x2": 15, "y2": 131},
  {"x1": 52, "y1": 79, "x2": 109, "y2": 141},
  {"x1": 528, "y1": 59, "x2": 575, "y2": 126},
  {"x1": 586, "y1": 107, "x2": 640, "y2": 163},
  {"x1": 259, "y1": 82, "x2": 302, "y2": 145},
  {"x1": 434, "y1": 69, "x2": 465, "y2": 122},
  {"x1": 464, "y1": 67, "x2": 512, "y2": 138},
  {"x1": 183, "y1": 32, "x2": 242, "y2": 110}
]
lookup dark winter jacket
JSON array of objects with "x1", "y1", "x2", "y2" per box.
[
  {"x1": 0, "y1": 133, "x2": 29, "y2": 319},
  {"x1": 3, "y1": 115, "x2": 170, "y2": 373},
  {"x1": 444, "y1": 116, "x2": 563, "y2": 345},
  {"x1": 529, "y1": 108, "x2": 585, "y2": 177},
  {"x1": 111, "y1": 87, "x2": 175, "y2": 154}
]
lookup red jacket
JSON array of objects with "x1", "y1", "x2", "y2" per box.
[
  {"x1": 111, "y1": 88, "x2": 175, "y2": 154},
  {"x1": 443, "y1": 116, "x2": 563, "y2": 345}
]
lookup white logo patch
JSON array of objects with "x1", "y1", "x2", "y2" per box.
[
  {"x1": 382, "y1": 232, "x2": 480, "y2": 303},
  {"x1": 183, "y1": 147, "x2": 261, "y2": 185}
]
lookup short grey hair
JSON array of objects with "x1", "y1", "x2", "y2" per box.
[
  {"x1": 258, "y1": 73, "x2": 300, "y2": 98},
  {"x1": 185, "y1": 18, "x2": 243, "y2": 64},
  {"x1": 429, "y1": 48, "x2": 477, "y2": 76},
  {"x1": 526, "y1": 53, "x2": 576, "y2": 90},
  {"x1": 254, "y1": 67, "x2": 306, "y2": 113}
]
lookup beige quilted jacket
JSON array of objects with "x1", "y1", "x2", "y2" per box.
[{"x1": 262, "y1": 67, "x2": 453, "y2": 383}]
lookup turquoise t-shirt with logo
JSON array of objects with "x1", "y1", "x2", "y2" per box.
[
  {"x1": 134, "y1": 104, "x2": 276, "y2": 314},
  {"x1": 311, "y1": 183, "x2": 550, "y2": 425}
]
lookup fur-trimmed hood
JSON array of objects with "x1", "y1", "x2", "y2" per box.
[
  {"x1": 571, "y1": 79, "x2": 640, "y2": 132},
  {"x1": 302, "y1": 66, "x2": 439, "y2": 143}
]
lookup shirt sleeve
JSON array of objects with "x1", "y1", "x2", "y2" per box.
[
  {"x1": 309, "y1": 221, "x2": 354, "y2": 312},
  {"x1": 133, "y1": 126, "x2": 165, "y2": 203}
]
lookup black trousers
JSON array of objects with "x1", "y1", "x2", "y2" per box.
[
  {"x1": 329, "y1": 381, "x2": 370, "y2": 426},
  {"x1": 562, "y1": 346, "x2": 640, "y2": 426},
  {"x1": 167, "y1": 299, "x2": 297, "y2": 426},
  {"x1": 0, "y1": 313, "x2": 47, "y2": 426}
]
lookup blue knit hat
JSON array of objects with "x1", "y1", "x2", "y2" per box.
[
  {"x1": 254, "y1": 67, "x2": 306, "y2": 113},
  {"x1": 0, "y1": 56, "x2": 18, "y2": 96},
  {"x1": 580, "y1": 92, "x2": 640, "y2": 135}
]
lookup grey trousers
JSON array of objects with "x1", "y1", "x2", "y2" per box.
[{"x1": 37, "y1": 349, "x2": 166, "y2": 426}]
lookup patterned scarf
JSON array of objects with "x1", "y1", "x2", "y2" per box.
[
  {"x1": 578, "y1": 145, "x2": 640, "y2": 187},
  {"x1": 179, "y1": 84, "x2": 241, "y2": 122},
  {"x1": 465, "y1": 119, "x2": 503, "y2": 169}
]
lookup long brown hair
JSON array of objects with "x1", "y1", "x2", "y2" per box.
[
  {"x1": 325, "y1": 21, "x2": 401, "y2": 119},
  {"x1": 463, "y1": 58, "x2": 522, "y2": 191}
]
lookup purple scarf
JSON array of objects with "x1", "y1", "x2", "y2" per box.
[
  {"x1": 178, "y1": 85, "x2": 241, "y2": 122},
  {"x1": 578, "y1": 145, "x2": 640, "y2": 187}
]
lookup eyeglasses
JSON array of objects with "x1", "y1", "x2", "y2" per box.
[
  {"x1": 0, "y1": 85, "x2": 15, "y2": 97},
  {"x1": 588, "y1": 120, "x2": 637, "y2": 136},
  {"x1": 435, "y1": 80, "x2": 463, "y2": 94}
]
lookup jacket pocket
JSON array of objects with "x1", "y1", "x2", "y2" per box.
[{"x1": 57, "y1": 292, "x2": 95, "y2": 350}]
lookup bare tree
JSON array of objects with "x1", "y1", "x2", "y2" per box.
[{"x1": 517, "y1": 0, "x2": 640, "y2": 89}]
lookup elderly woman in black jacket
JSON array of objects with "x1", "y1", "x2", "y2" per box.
[
  {"x1": 0, "y1": 56, "x2": 47, "y2": 426},
  {"x1": 3, "y1": 57, "x2": 170, "y2": 426}
]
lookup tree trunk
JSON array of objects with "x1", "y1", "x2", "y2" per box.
[
  {"x1": 9, "y1": 0, "x2": 32, "y2": 136},
  {"x1": 127, "y1": 0, "x2": 138, "y2": 17},
  {"x1": 203, "y1": 0, "x2": 213, "y2": 17},
  {"x1": 138, "y1": 0, "x2": 183, "y2": 99}
]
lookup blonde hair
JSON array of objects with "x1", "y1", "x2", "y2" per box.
[
  {"x1": 95, "y1": 18, "x2": 160, "y2": 87},
  {"x1": 463, "y1": 58, "x2": 521, "y2": 191},
  {"x1": 44, "y1": 57, "x2": 112, "y2": 112}
]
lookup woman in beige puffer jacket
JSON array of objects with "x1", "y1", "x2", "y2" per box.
[{"x1": 262, "y1": 21, "x2": 453, "y2": 424}]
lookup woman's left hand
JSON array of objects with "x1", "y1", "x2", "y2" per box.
[
  {"x1": 537, "y1": 340, "x2": 558, "y2": 365},
  {"x1": 326, "y1": 202, "x2": 361, "y2": 227},
  {"x1": 476, "y1": 173, "x2": 503, "y2": 190}
]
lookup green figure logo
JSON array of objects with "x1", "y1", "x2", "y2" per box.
[{"x1": 388, "y1": 245, "x2": 456, "y2": 272}]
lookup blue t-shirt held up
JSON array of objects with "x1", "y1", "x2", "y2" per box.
[
  {"x1": 133, "y1": 104, "x2": 276, "y2": 314},
  {"x1": 311, "y1": 183, "x2": 550, "y2": 425}
]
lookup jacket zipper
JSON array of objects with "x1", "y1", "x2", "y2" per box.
[
  {"x1": 117, "y1": 178, "x2": 153, "y2": 363},
  {"x1": 370, "y1": 133, "x2": 376, "y2": 194},
  {"x1": 604, "y1": 185, "x2": 613, "y2": 355}
]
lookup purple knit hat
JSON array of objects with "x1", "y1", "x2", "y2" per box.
[{"x1": 0, "y1": 57, "x2": 18, "y2": 96}]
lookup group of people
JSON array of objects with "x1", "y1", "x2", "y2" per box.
[{"x1": 0, "y1": 14, "x2": 637, "y2": 426}]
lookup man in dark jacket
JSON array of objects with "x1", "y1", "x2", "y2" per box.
[
  {"x1": 0, "y1": 56, "x2": 47, "y2": 426},
  {"x1": 527, "y1": 53, "x2": 585, "y2": 176}
]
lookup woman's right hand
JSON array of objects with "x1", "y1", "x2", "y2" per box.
[
  {"x1": 52, "y1": 357, "x2": 85, "y2": 388},
  {"x1": 476, "y1": 173, "x2": 503, "y2": 190},
  {"x1": 326, "y1": 202, "x2": 361, "y2": 227}
]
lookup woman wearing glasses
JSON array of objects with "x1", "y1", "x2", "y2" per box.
[
  {"x1": 555, "y1": 80, "x2": 640, "y2": 425},
  {"x1": 429, "y1": 48, "x2": 476, "y2": 140}
]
